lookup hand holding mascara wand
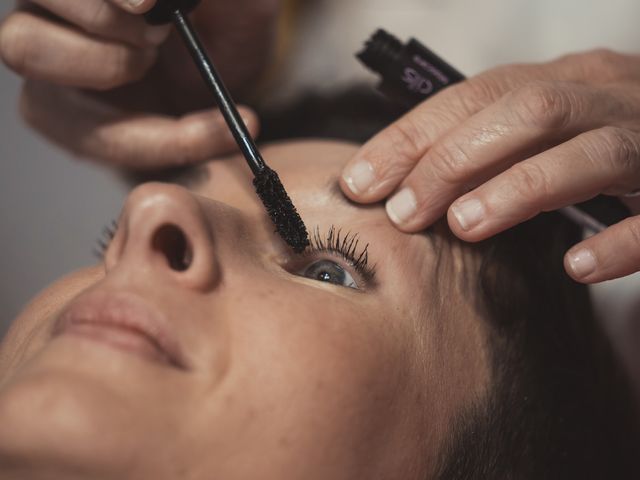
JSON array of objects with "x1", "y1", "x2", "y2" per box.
[{"x1": 145, "y1": 0, "x2": 309, "y2": 253}]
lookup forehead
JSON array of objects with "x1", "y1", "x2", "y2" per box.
[
  {"x1": 193, "y1": 140, "x2": 359, "y2": 211},
  {"x1": 190, "y1": 138, "x2": 435, "y2": 306}
]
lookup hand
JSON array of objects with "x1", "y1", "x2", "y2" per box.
[
  {"x1": 340, "y1": 49, "x2": 640, "y2": 283},
  {"x1": 0, "y1": 0, "x2": 280, "y2": 168}
]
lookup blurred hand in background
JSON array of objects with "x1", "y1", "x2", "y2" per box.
[{"x1": 0, "y1": 0, "x2": 281, "y2": 168}]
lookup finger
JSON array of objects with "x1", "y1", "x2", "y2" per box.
[
  {"x1": 339, "y1": 60, "x2": 570, "y2": 203},
  {"x1": 20, "y1": 81, "x2": 260, "y2": 169},
  {"x1": 0, "y1": 11, "x2": 157, "y2": 90},
  {"x1": 564, "y1": 216, "x2": 640, "y2": 283},
  {"x1": 445, "y1": 126, "x2": 640, "y2": 241},
  {"x1": 29, "y1": 0, "x2": 171, "y2": 47},
  {"x1": 553, "y1": 48, "x2": 640, "y2": 85},
  {"x1": 383, "y1": 82, "x2": 639, "y2": 232},
  {"x1": 340, "y1": 88, "x2": 473, "y2": 203},
  {"x1": 340, "y1": 51, "x2": 640, "y2": 204}
]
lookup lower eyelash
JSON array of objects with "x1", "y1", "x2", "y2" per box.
[{"x1": 93, "y1": 220, "x2": 118, "y2": 259}]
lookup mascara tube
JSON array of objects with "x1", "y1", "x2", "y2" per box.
[
  {"x1": 357, "y1": 29, "x2": 630, "y2": 231},
  {"x1": 357, "y1": 29, "x2": 464, "y2": 108}
]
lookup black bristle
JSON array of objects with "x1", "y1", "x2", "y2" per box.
[{"x1": 253, "y1": 167, "x2": 310, "y2": 253}]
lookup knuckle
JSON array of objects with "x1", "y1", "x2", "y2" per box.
[
  {"x1": 98, "y1": 47, "x2": 149, "y2": 90},
  {"x1": 590, "y1": 127, "x2": 640, "y2": 173},
  {"x1": 174, "y1": 127, "x2": 197, "y2": 162},
  {"x1": 0, "y1": 14, "x2": 31, "y2": 75},
  {"x1": 426, "y1": 139, "x2": 471, "y2": 185},
  {"x1": 448, "y1": 76, "x2": 501, "y2": 116},
  {"x1": 373, "y1": 116, "x2": 430, "y2": 174},
  {"x1": 563, "y1": 48, "x2": 628, "y2": 82},
  {"x1": 626, "y1": 219, "x2": 640, "y2": 246},
  {"x1": 506, "y1": 162, "x2": 551, "y2": 202},
  {"x1": 512, "y1": 82, "x2": 572, "y2": 130},
  {"x1": 83, "y1": 2, "x2": 113, "y2": 35},
  {"x1": 585, "y1": 47, "x2": 622, "y2": 67}
]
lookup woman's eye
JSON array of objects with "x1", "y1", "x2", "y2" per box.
[{"x1": 301, "y1": 260, "x2": 358, "y2": 289}]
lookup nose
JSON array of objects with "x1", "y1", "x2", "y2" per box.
[{"x1": 105, "y1": 183, "x2": 218, "y2": 291}]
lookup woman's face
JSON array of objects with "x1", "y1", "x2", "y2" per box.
[{"x1": 0, "y1": 141, "x2": 488, "y2": 479}]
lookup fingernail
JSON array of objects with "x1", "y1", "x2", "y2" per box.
[
  {"x1": 451, "y1": 198, "x2": 485, "y2": 231},
  {"x1": 145, "y1": 26, "x2": 171, "y2": 46},
  {"x1": 386, "y1": 188, "x2": 418, "y2": 226},
  {"x1": 125, "y1": 0, "x2": 146, "y2": 8},
  {"x1": 567, "y1": 249, "x2": 597, "y2": 278},
  {"x1": 343, "y1": 161, "x2": 376, "y2": 195}
]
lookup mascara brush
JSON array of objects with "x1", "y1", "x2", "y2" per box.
[{"x1": 145, "y1": 0, "x2": 309, "y2": 252}]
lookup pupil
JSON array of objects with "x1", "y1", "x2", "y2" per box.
[{"x1": 318, "y1": 271, "x2": 332, "y2": 282}]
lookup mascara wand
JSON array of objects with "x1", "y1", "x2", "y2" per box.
[{"x1": 146, "y1": 0, "x2": 309, "y2": 252}]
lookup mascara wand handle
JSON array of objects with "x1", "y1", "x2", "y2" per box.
[
  {"x1": 171, "y1": 10, "x2": 266, "y2": 176},
  {"x1": 146, "y1": 1, "x2": 266, "y2": 177}
]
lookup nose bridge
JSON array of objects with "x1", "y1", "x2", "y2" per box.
[{"x1": 106, "y1": 182, "x2": 218, "y2": 291}]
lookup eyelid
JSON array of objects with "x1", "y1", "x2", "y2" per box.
[
  {"x1": 289, "y1": 250, "x2": 373, "y2": 291},
  {"x1": 307, "y1": 225, "x2": 376, "y2": 283},
  {"x1": 292, "y1": 225, "x2": 378, "y2": 289}
]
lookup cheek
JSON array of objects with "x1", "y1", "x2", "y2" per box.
[
  {"x1": 0, "y1": 267, "x2": 104, "y2": 379},
  {"x1": 188, "y1": 283, "x2": 412, "y2": 471}
]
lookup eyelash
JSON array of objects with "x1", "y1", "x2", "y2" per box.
[
  {"x1": 93, "y1": 220, "x2": 118, "y2": 259},
  {"x1": 94, "y1": 222, "x2": 377, "y2": 285},
  {"x1": 301, "y1": 225, "x2": 376, "y2": 286}
]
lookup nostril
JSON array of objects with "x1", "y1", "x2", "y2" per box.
[{"x1": 152, "y1": 224, "x2": 193, "y2": 272}]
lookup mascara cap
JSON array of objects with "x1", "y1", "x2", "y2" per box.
[
  {"x1": 145, "y1": 0, "x2": 201, "y2": 25},
  {"x1": 357, "y1": 29, "x2": 465, "y2": 107}
]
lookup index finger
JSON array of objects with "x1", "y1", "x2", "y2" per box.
[
  {"x1": 339, "y1": 75, "x2": 510, "y2": 203},
  {"x1": 21, "y1": 81, "x2": 260, "y2": 169}
]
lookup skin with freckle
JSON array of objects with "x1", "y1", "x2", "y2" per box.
[{"x1": 0, "y1": 141, "x2": 489, "y2": 480}]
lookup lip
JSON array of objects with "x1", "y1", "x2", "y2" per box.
[{"x1": 54, "y1": 291, "x2": 188, "y2": 370}]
